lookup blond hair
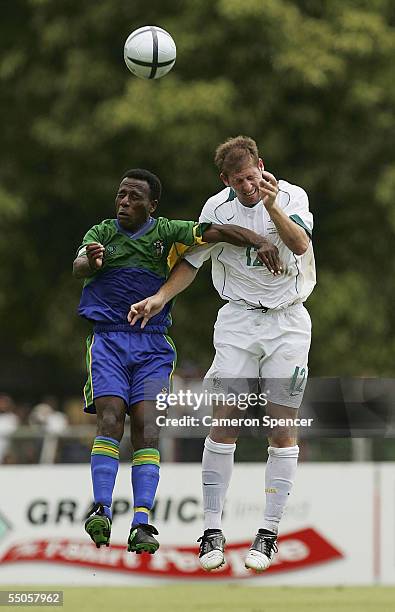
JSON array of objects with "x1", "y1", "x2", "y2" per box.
[{"x1": 214, "y1": 136, "x2": 259, "y2": 176}]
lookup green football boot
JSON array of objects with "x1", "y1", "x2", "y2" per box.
[
  {"x1": 85, "y1": 503, "x2": 112, "y2": 548},
  {"x1": 128, "y1": 523, "x2": 160, "y2": 554}
]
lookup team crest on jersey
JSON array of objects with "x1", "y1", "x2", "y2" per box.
[
  {"x1": 105, "y1": 245, "x2": 117, "y2": 255},
  {"x1": 153, "y1": 239, "x2": 165, "y2": 257}
]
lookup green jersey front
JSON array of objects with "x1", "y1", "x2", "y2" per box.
[{"x1": 77, "y1": 216, "x2": 209, "y2": 331}]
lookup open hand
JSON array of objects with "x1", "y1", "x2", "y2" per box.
[
  {"x1": 128, "y1": 294, "x2": 167, "y2": 329},
  {"x1": 256, "y1": 240, "x2": 282, "y2": 275},
  {"x1": 259, "y1": 171, "x2": 279, "y2": 210}
]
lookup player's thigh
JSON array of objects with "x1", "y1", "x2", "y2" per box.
[
  {"x1": 129, "y1": 333, "x2": 176, "y2": 407},
  {"x1": 260, "y1": 305, "x2": 311, "y2": 409},
  {"x1": 212, "y1": 302, "x2": 259, "y2": 352},
  {"x1": 205, "y1": 344, "x2": 260, "y2": 443},
  {"x1": 205, "y1": 342, "x2": 259, "y2": 407},
  {"x1": 206, "y1": 305, "x2": 262, "y2": 419},
  {"x1": 84, "y1": 332, "x2": 130, "y2": 413}
]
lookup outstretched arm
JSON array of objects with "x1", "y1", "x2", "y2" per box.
[
  {"x1": 128, "y1": 221, "x2": 284, "y2": 328},
  {"x1": 203, "y1": 223, "x2": 282, "y2": 275},
  {"x1": 128, "y1": 259, "x2": 198, "y2": 328},
  {"x1": 203, "y1": 223, "x2": 265, "y2": 247}
]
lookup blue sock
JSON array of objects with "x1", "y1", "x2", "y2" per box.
[
  {"x1": 91, "y1": 436, "x2": 120, "y2": 520},
  {"x1": 131, "y1": 448, "x2": 160, "y2": 527}
]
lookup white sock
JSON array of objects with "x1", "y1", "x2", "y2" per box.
[
  {"x1": 262, "y1": 445, "x2": 299, "y2": 534},
  {"x1": 202, "y1": 436, "x2": 236, "y2": 531}
]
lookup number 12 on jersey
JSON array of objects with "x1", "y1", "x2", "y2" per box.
[
  {"x1": 290, "y1": 366, "x2": 307, "y2": 396},
  {"x1": 245, "y1": 246, "x2": 264, "y2": 267}
]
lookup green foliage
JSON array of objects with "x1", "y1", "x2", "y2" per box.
[{"x1": 0, "y1": 0, "x2": 394, "y2": 391}]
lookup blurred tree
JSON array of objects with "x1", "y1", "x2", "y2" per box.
[{"x1": 0, "y1": 0, "x2": 394, "y2": 395}]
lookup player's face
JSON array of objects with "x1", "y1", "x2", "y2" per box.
[
  {"x1": 115, "y1": 178, "x2": 157, "y2": 231},
  {"x1": 221, "y1": 159, "x2": 264, "y2": 207}
]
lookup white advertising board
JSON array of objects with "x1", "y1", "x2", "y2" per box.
[
  {"x1": 0, "y1": 463, "x2": 376, "y2": 585},
  {"x1": 378, "y1": 464, "x2": 395, "y2": 585}
]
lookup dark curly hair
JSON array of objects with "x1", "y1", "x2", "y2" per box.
[{"x1": 121, "y1": 168, "x2": 162, "y2": 201}]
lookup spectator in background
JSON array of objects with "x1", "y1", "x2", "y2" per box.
[
  {"x1": 0, "y1": 394, "x2": 19, "y2": 463},
  {"x1": 29, "y1": 402, "x2": 69, "y2": 434},
  {"x1": 58, "y1": 398, "x2": 95, "y2": 463}
]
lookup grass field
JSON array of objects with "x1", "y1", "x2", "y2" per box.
[{"x1": 3, "y1": 585, "x2": 395, "y2": 612}]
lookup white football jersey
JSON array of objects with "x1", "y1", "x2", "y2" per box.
[{"x1": 184, "y1": 180, "x2": 316, "y2": 309}]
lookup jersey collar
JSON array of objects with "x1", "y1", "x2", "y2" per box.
[
  {"x1": 236, "y1": 197, "x2": 262, "y2": 211},
  {"x1": 115, "y1": 216, "x2": 156, "y2": 239}
]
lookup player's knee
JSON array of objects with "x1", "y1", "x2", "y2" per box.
[
  {"x1": 132, "y1": 405, "x2": 160, "y2": 449},
  {"x1": 209, "y1": 430, "x2": 238, "y2": 445},
  {"x1": 268, "y1": 432, "x2": 297, "y2": 447},
  {"x1": 133, "y1": 430, "x2": 159, "y2": 451},
  {"x1": 97, "y1": 405, "x2": 125, "y2": 440}
]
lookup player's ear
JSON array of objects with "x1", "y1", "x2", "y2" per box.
[
  {"x1": 258, "y1": 158, "x2": 264, "y2": 172},
  {"x1": 150, "y1": 200, "x2": 158, "y2": 213},
  {"x1": 220, "y1": 172, "x2": 229, "y2": 187}
]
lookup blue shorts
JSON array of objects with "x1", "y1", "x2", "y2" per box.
[{"x1": 83, "y1": 329, "x2": 176, "y2": 413}]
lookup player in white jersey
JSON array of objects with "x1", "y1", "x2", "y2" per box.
[
  {"x1": 128, "y1": 136, "x2": 315, "y2": 572},
  {"x1": 189, "y1": 179, "x2": 314, "y2": 309}
]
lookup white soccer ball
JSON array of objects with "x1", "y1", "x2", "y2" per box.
[{"x1": 124, "y1": 26, "x2": 176, "y2": 80}]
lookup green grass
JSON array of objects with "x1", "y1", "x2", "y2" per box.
[{"x1": 2, "y1": 585, "x2": 395, "y2": 612}]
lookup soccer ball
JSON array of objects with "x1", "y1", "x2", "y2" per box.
[{"x1": 124, "y1": 26, "x2": 176, "y2": 80}]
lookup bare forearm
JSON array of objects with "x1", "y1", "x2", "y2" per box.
[
  {"x1": 158, "y1": 260, "x2": 198, "y2": 303},
  {"x1": 267, "y1": 206, "x2": 309, "y2": 255},
  {"x1": 203, "y1": 224, "x2": 265, "y2": 248},
  {"x1": 72, "y1": 256, "x2": 95, "y2": 279}
]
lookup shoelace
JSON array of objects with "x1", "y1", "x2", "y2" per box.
[
  {"x1": 257, "y1": 534, "x2": 278, "y2": 556},
  {"x1": 197, "y1": 533, "x2": 223, "y2": 555}
]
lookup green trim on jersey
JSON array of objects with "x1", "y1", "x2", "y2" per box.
[
  {"x1": 226, "y1": 188, "x2": 237, "y2": 202},
  {"x1": 83, "y1": 334, "x2": 95, "y2": 407},
  {"x1": 289, "y1": 214, "x2": 312, "y2": 238},
  {"x1": 163, "y1": 334, "x2": 177, "y2": 392}
]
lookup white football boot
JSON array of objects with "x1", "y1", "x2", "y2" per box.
[
  {"x1": 197, "y1": 530, "x2": 226, "y2": 571},
  {"x1": 245, "y1": 530, "x2": 278, "y2": 571}
]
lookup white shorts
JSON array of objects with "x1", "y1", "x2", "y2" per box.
[{"x1": 204, "y1": 302, "x2": 312, "y2": 409}]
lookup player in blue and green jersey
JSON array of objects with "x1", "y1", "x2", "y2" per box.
[{"x1": 73, "y1": 168, "x2": 280, "y2": 554}]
